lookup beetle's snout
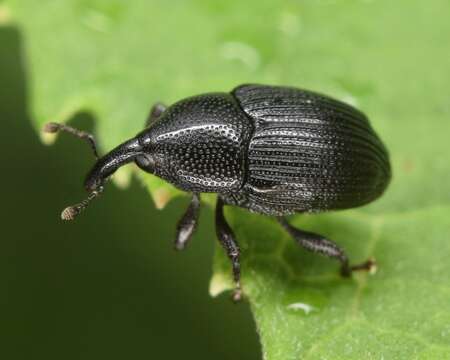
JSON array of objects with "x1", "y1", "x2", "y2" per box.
[
  {"x1": 83, "y1": 137, "x2": 142, "y2": 192},
  {"x1": 84, "y1": 157, "x2": 108, "y2": 192},
  {"x1": 84, "y1": 173, "x2": 103, "y2": 192},
  {"x1": 82, "y1": 161, "x2": 114, "y2": 193}
]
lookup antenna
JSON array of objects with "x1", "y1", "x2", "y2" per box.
[
  {"x1": 61, "y1": 187, "x2": 104, "y2": 221},
  {"x1": 43, "y1": 122, "x2": 100, "y2": 159}
]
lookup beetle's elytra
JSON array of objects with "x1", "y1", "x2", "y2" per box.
[{"x1": 45, "y1": 84, "x2": 391, "y2": 301}]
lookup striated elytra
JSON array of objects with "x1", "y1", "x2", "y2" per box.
[{"x1": 45, "y1": 84, "x2": 391, "y2": 301}]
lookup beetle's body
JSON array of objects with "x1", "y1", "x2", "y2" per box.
[
  {"x1": 227, "y1": 85, "x2": 390, "y2": 215},
  {"x1": 131, "y1": 84, "x2": 390, "y2": 215},
  {"x1": 47, "y1": 84, "x2": 391, "y2": 301}
]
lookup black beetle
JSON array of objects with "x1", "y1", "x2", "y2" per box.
[{"x1": 44, "y1": 84, "x2": 391, "y2": 301}]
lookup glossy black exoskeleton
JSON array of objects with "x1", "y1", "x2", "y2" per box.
[{"x1": 44, "y1": 84, "x2": 391, "y2": 301}]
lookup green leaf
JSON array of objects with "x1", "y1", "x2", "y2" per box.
[
  {"x1": 211, "y1": 207, "x2": 450, "y2": 359},
  {"x1": 4, "y1": 0, "x2": 450, "y2": 358}
]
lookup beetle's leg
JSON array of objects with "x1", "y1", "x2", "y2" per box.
[
  {"x1": 277, "y1": 217, "x2": 375, "y2": 276},
  {"x1": 174, "y1": 193, "x2": 201, "y2": 250},
  {"x1": 215, "y1": 197, "x2": 242, "y2": 302},
  {"x1": 43, "y1": 122, "x2": 99, "y2": 159},
  {"x1": 145, "y1": 102, "x2": 167, "y2": 127}
]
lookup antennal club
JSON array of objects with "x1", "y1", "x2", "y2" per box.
[
  {"x1": 61, "y1": 187, "x2": 104, "y2": 221},
  {"x1": 43, "y1": 122, "x2": 100, "y2": 159}
]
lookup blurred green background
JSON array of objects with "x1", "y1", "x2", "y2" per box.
[{"x1": 0, "y1": 26, "x2": 260, "y2": 360}]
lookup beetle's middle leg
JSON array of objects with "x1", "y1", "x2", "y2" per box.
[
  {"x1": 174, "y1": 193, "x2": 201, "y2": 250},
  {"x1": 277, "y1": 217, "x2": 375, "y2": 276},
  {"x1": 215, "y1": 197, "x2": 242, "y2": 302}
]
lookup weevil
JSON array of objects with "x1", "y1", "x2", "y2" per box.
[{"x1": 44, "y1": 84, "x2": 391, "y2": 301}]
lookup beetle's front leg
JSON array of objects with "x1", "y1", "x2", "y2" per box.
[
  {"x1": 174, "y1": 193, "x2": 201, "y2": 250},
  {"x1": 215, "y1": 197, "x2": 242, "y2": 302},
  {"x1": 277, "y1": 217, "x2": 375, "y2": 276},
  {"x1": 145, "y1": 102, "x2": 167, "y2": 127}
]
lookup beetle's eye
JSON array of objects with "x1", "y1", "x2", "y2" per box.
[{"x1": 136, "y1": 154, "x2": 155, "y2": 173}]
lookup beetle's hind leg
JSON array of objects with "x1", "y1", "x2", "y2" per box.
[
  {"x1": 215, "y1": 197, "x2": 242, "y2": 302},
  {"x1": 145, "y1": 102, "x2": 167, "y2": 127},
  {"x1": 174, "y1": 193, "x2": 201, "y2": 250},
  {"x1": 277, "y1": 217, "x2": 375, "y2": 276}
]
